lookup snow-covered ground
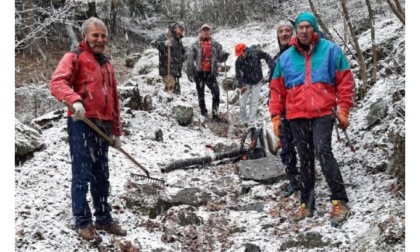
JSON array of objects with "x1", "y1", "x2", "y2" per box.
[{"x1": 14, "y1": 13, "x2": 406, "y2": 252}]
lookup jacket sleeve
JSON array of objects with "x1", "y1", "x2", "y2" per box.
[
  {"x1": 187, "y1": 44, "x2": 196, "y2": 77},
  {"x1": 110, "y1": 65, "x2": 122, "y2": 136},
  {"x1": 151, "y1": 34, "x2": 166, "y2": 51},
  {"x1": 235, "y1": 59, "x2": 244, "y2": 88},
  {"x1": 257, "y1": 50, "x2": 273, "y2": 68},
  {"x1": 49, "y1": 52, "x2": 82, "y2": 105},
  {"x1": 269, "y1": 60, "x2": 287, "y2": 117},
  {"x1": 215, "y1": 42, "x2": 224, "y2": 63},
  {"x1": 334, "y1": 46, "x2": 354, "y2": 111},
  {"x1": 181, "y1": 42, "x2": 187, "y2": 63}
]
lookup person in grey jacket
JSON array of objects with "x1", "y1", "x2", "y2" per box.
[
  {"x1": 151, "y1": 22, "x2": 186, "y2": 94},
  {"x1": 187, "y1": 24, "x2": 229, "y2": 119}
]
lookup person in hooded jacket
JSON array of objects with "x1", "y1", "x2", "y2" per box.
[
  {"x1": 268, "y1": 20, "x2": 300, "y2": 198},
  {"x1": 152, "y1": 22, "x2": 186, "y2": 94}
]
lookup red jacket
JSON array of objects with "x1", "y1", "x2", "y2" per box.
[
  {"x1": 269, "y1": 33, "x2": 354, "y2": 119},
  {"x1": 50, "y1": 41, "x2": 122, "y2": 136}
]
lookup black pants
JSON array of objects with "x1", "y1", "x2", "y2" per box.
[
  {"x1": 290, "y1": 115, "x2": 348, "y2": 211},
  {"x1": 195, "y1": 72, "x2": 219, "y2": 116},
  {"x1": 280, "y1": 112, "x2": 298, "y2": 186}
]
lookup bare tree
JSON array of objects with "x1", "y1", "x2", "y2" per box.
[
  {"x1": 15, "y1": 1, "x2": 76, "y2": 51},
  {"x1": 340, "y1": 0, "x2": 368, "y2": 99},
  {"x1": 110, "y1": 0, "x2": 118, "y2": 35},
  {"x1": 385, "y1": 0, "x2": 405, "y2": 25},
  {"x1": 365, "y1": 0, "x2": 377, "y2": 84},
  {"x1": 307, "y1": 0, "x2": 333, "y2": 40}
]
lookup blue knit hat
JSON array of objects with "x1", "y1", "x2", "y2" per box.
[{"x1": 295, "y1": 12, "x2": 319, "y2": 33}]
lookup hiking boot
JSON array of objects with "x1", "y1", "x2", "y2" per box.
[
  {"x1": 289, "y1": 203, "x2": 313, "y2": 223},
  {"x1": 94, "y1": 222, "x2": 127, "y2": 236},
  {"x1": 282, "y1": 183, "x2": 299, "y2": 198},
  {"x1": 330, "y1": 200, "x2": 350, "y2": 227},
  {"x1": 76, "y1": 224, "x2": 102, "y2": 242}
]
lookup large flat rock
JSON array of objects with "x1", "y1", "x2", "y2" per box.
[{"x1": 235, "y1": 155, "x2": 286, "y2": 184}]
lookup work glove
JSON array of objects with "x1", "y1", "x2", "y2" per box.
[
  {"x1": 272, "y1": 115, "x2": 282, "y2": 149},
  {"x1": 337, "y1": 107, "x2": 350, "y2": 130},
  {"x1": 272, "y1": 115, "x2": 281, "y2": 138},
  {"x1": 220, "y1": 52, "x2": 230, "y2": 62},
  {"x1": 164, "y1": 39, "x2": 172, "y2": 47},
  {"x1": 113, "y1": 135, "x2": 121, "y2": 148},
  {"x1": 240, "y1": 86, "x2": 247, "y2": 94},
  {"x1": 188, "y1": 75, "x2": 195, "y2": 83},
  {"x1": 72, "y1": 101, "x2": 85, "y2": 121}
]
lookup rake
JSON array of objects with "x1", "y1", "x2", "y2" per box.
[{"x1": 64, "y1": 101, "x2": 165, "y2": 186}]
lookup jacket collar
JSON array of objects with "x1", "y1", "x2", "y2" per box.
[
  {"x1": 78, "y1": 41, "x2": 109, "y2": 65},
  {"x1": 290, "y1": 32, "x2": 319, "y2": 54}
]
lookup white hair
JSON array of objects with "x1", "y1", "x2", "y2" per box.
[{"x1": 81, "y1": 17, "x2": 108, "y2": 35}]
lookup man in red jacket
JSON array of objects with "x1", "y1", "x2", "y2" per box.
[
  {"x1": 50, "y1": 17, "x2": 126, "y2": 242},
  {"x1": 269, "y1": 12, "x2": 354, "y2": 227}
]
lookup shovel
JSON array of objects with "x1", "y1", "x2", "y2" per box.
[{"x1": 64, "y1": 101, "x2": 165, "y2": 185}]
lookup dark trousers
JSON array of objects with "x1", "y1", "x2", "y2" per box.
[
  {"x1": 290, "y1": 115, "x2": 348, "y2": 211},
  {"x1": 68, "y1": 118, "x2": 113, "y2": 229},
  {"x1": 195, "y1": 72, "x2": 220, "y2": 116},
  {"x1": 280, "y1": 113, "x2": 298, "y2": 186}
]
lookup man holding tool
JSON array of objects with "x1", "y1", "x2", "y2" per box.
[
  {"x1": 50, "y1": 17, "x2": 126, "y2": 242},
  {"x1": 269, "y1": 12, "x2": 354, "y2": 227}
]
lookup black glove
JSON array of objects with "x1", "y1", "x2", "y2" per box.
[{"x1": 220, "y1": 52, "x2": 230, "y2": 62}]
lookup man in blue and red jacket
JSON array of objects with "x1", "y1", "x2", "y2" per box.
[
  {"x1": 50, "y1": 17, "x2": 126, "y2": 242},
  {"x1": 269, "y1": 12, "x2": 354, "y2": 226}
]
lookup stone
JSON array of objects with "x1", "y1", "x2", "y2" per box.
[
  {"x1": 280, "y1": 232, "x2": 330, "y2": 250},
  {"x1": 177, "y1": 211, "x2": 201, "y2": 226},
  {"x1": 155, "y1": 129, "x2": 163, "y2": 142},
  {"x1": 234, "y1": 203, "x2": 265, "y2": 213},
  {"x1": 212, "y1": 142, "x2": 238, "y2": 153},
  {"x1": 173, "y1": 102, "x2": 194, "y2": 126},
  {"x1": 15, "y1": 118, "x2": 45, "y2": 161},
  {"x1": 235, "y1": 155, "x2": 286, "y2": 184},
  {"x1": 125, "y1": 53, "x2": 142, "y2": 68},
  {"x1": 366, "y1": 99, "x2": 388, "y2": 129},
  {"x1": 244, "y1": 243, "x2": 261, "y2": 252},
  {"x1": 165, "y1": 188, "x2": 210, "y2": 207},
  {"x1": 31, "y1": 109, "x2": 65, "y2": 129}
]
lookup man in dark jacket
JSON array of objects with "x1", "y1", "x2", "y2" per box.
[
  {"x1": 152, "y1": 22, "x2": 186, "y2": 94},
  {"x1": 235, "y1": 43, "x2": 272, "y2": 127},
  {"x1": 50, "y1": 17, "x2": 126, "y2": 242},
  {"x1": 269, "y1": 20, "x2": 299, "y2": 198},
  {"x1": 187, "y1": 24, "x2": 229, "y2": 119}
]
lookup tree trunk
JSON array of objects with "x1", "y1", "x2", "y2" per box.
[
  {"x1": 110, "y1": 0, "x2": 118, "y2": 35},
  {"x1": 365, "y1": 0, "x2": 377, "y2": 85},
  {"x1": 307, "y1": 0, "x2": 334, "y2": 40},
  {"x1": 340, "y1": 0, "x2": 368, "y2": 99},
  {"x1": 87, "y1": 1, "x2": 98, "y2": 18},
  {"x1": 180, "y1": 0, "x2": 185, "y2": 20},
  {"x1": 393, "y1": 0, "x2": 404, "y2": 16},
  {"x1": 385, "y1": 0, "x2": 405, "y2": 25}
]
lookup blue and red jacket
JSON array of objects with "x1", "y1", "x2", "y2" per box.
[
  {"x1": 269, "y1": 33, "x2": 354, "y2": 120},
  {"x1": 50, "y1": 41, "x2": 122, "y2": 136}
]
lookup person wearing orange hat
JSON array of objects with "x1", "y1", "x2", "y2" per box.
[
  {"x1": 187, "y1": 23, "x2": 229, "y2": 120},
  {"x1": 235, "y1": 43, "x2": 272, "y2": 127}
]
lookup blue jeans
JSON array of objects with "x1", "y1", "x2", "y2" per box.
[
  {"x1": 280, "y1": 113, "x2": 298, "y2": 186},
  {"x1": 290, "y1": 115, "x2": 348, "y2": 211},
  {"x1": 68, "y1": 118, "x2": 113, "y2": 229}
]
